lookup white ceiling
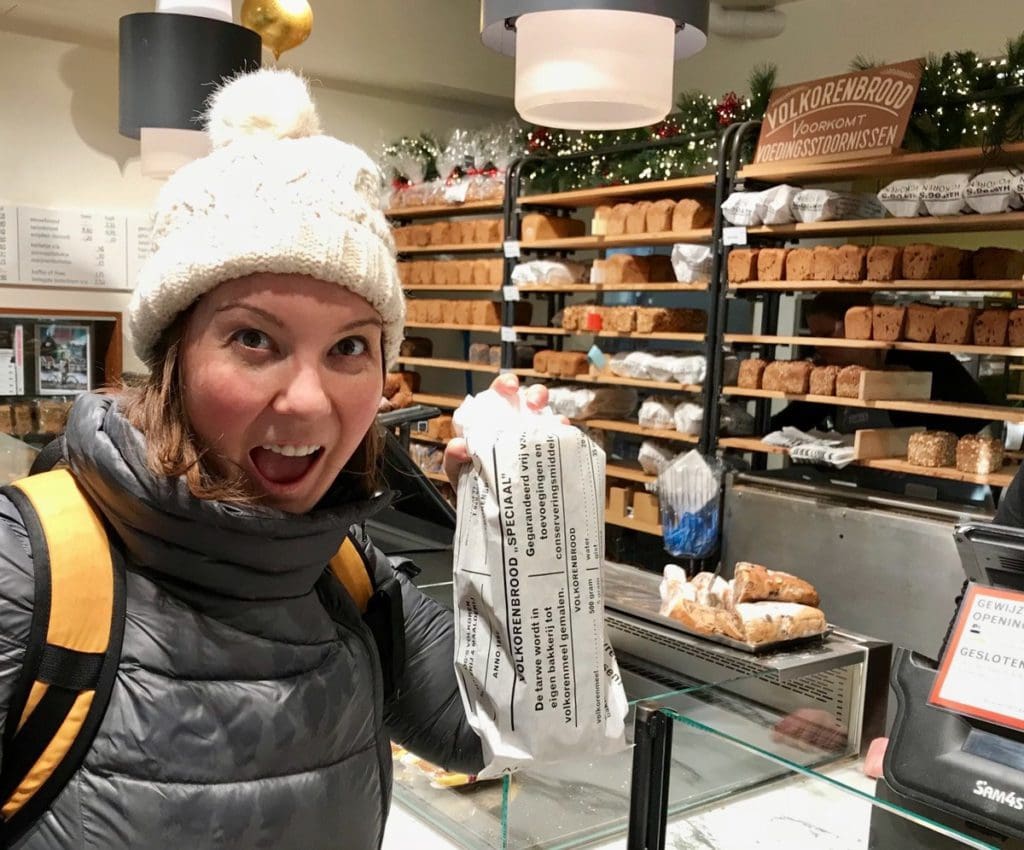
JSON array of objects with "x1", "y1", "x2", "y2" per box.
[{"x1": 0, "y1": 0, "x2": 516, "y2": 107}]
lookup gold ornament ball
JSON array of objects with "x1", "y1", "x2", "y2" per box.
[{"x1": 241, "y1": 0, "x2": 313, "y2": 60}]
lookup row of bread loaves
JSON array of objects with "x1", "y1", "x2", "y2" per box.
[
  {"x1": 562, "y1": 304, "x2": 706, "y2": 334},
  {"x1": 592, "y1": 199, "x2": 712, "y2": 237},
  {"x1": 393, "y1": 218, "x2": 503, "y2": 247},
  {"x1": 406, "y1": 300, "x2": 532, "y2": 326},
  {"x1": 738, "y1": 359, "x2": 867, "y2": 398},
  {"x1": 398, "y1": 259, "x2": 504, "y2": 288},
  {"x1": 845, "y1": 304, "x2": 1024, "y2": 346},
  {"x1": 907, "y1": 432, "x2": 1005, "y2": 475}
]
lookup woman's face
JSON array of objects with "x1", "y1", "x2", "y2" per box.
[{"x1": 180, "y1": 273, "x2": 384, "y2": 513}]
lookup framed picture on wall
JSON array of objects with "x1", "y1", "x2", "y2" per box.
[{"x1": 35, "y1": 323, "x2": 91, "y2": 396}]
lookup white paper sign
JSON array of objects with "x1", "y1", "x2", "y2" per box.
[
  {"x1": 503, "y1": 240, "x2": 521, "y2": 258},
  {"x1": 126, "y1": 214, "x2": 154, "y2": 292},
  {"x1": 500, "y1": 326, "x2": 518, "y2": 343},
  {"x1": 0, "y1": 205, "x2": 18, "y2": 283},
  {"x1": 17, "y1": 206, "x2": 128, "y2": 290},
  {"x1": 503, "y1": 285, "x2": 520, "y2": 302},
  {"x1": 723, "y1": 226, "x2": 748, "y2": 246},
  {"x1": 929, "y1": 584, "x2": 1024, "y2": 733}
]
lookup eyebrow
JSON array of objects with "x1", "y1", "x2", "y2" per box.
[{"x1": 215, "y1": 303, "x2": 383, "y2": 334}]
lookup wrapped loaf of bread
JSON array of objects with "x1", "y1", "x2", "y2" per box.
[
  {"x1": 956, "y1": 435, "x2": 1005, "y2": 475},
  {"x1": 907, "y1": 431, "x2": 957, "y2": 468}
]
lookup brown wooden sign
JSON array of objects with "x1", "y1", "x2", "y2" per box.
[{"x1": 753, "y1": 60, "x2": 923, "y2": 165}]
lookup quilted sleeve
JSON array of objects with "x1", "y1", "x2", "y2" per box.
[{"x1": 351, "y1": 526, "x2": 483, "y2": 775}]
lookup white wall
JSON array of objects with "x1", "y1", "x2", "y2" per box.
[
  {"x1": 676, "y1": 0, "x2": 1021, "y2": 96},
  {"x1": 0, "y1": 29, "x2": 511, "y2": 372}
]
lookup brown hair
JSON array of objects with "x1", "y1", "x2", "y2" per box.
[{"x1": 116, "y1": 313, "x2": 384, "y2": 507}]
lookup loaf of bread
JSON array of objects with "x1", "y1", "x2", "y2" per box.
[
  {"x1": 460, "y1": 261, "x2": 479, "y2": 287},
  {"x1": 812, "y1": 246, "x2": 839, "y2": 281},
  {"x1": 411, "y1": 224, "x2": 431, "y2": 247},
  {"x1": 635, "y1": 308, "x2": 706, "y2": 334},
  {"x1": 472, "y1": 301, "x2": 502, "y2": 327},
  {"x1": 836, "y1": 365, "x2": 865, "y2": 398},
  {"x1": 607, "y1": 306, "x2": 637, "y2": 333},
  {"x1": 956, "y1": 435, "x2": 1005, "y2": 475},
  {"x1": 673, "y1": 199, "x2": 713, "y2": 231},
  {"x1": 532, "y1": 350, "x2": 553, "y2": 373},
  {"x1": 592, "y1": 205, "x2": 614, "y2": 236},
  {"x1": 392, "y1": 226, "x2": 410, "y2": 248},
  {"x1": 733, "y1": 562, "x2": 821, "y2": 606},
  {"x1": 647, "y1": 255, "x2": 675, "y2": 283},
  {"x1": 451, "y1": 301, "x2": 473, "y2": 325},
  {"x1": 547, "y1": 351, "x2": 590, "y2": 378},
  {"x1": 606, "y1": 204, "x2": 632, "y2": 236},
  {"x1": 400, "y1": 337, "x2": 433, "y2": 358},
  {"x1": 397, "y1": 263, "x2": 413, "y2": 286},
  {"x1": 727, "y1": 248, "x2": 759, "y2": 283},
  {"x1": 974, "y1": 309, "x2": 1010, "y2": 347},
  {"x1": 477, "y1": 219, "x2": 505, "y2": 244},
  {"x1": 725, "y1": 602, "x2": 828, "y2": 645},
  {"x1": 737, "y1": 359, "x2": 767, "y2": 389},
  {"x1": 625, "y1": 201, "x2": 651, "y2": 235},
  {"x1": 835, "y1": 245, "x2": 868, "y2": 282},
  {"x1": 809, "y1": 365, "x2": 840, "y2": 396},
  {"x1": 973, "y1": 247, "x2": 1024, "y2": 281},
  {"x1": 1010, "y1": 309, "x2": 1024, "y2": 347},
  {"x1": 935, "y1": 307, "x2": 977, "y2": 345},
  {"x1": 646, "y1": 199, "x2": 676, "y2": 233},
  {"x1": 423, "y1": 414, "x2": 455, "y2": 442},
  {"x1": 429, "y1": 221, "x2": 451, "y2": 246},
  {"x1": 521, "y1": 213, "x2": 585, "y2": 242},
  {"x1": 905, "y1": 303, "x2": 938, "y2": 343},
  {"x1": 488, "y1": 258, "x2": 505, "y2": 288},
  {"x1": 908, "y1": 431, "x2": 957, "y2": 468},
  {"x1": 844, "y1": 306, "x2": 873, "y2": 340},
  {"x1": 605, "y1": 253, "x2": 653, "y2": 284},
  {"x1": 867, "y1": 245, "x2": 903, "y2": 281},
  {"x1": 468, "y1": 343, "x2": 491, "y2": 365},
  {"x1": 762, "y1": 361, "x2": 812, "y2": 394},
  {"x1": 902, "y1": 244, "x2": 965, "y2": 280},
  {"x1": 757, "y1": 248, "x2": 789, "y2": 281},
  {"x1": 873, "y1": 305, "x2": 907, "y2": 342},
  {"x1": 785, "y1": 248, "x2": 815, "y2": 281}
]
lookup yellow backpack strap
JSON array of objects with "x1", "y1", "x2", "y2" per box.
[
  {"x1": 0, "y1": 470, "x2": 126, "y2": 846},
  {"x1": 329, "y1": 536, "x2": 374, "y2": 613}
]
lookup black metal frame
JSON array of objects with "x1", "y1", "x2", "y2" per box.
[{"x1": 626, "y1": 703, "x2": 675, "y2": 850}]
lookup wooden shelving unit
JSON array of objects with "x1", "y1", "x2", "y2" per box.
[
  {"x1": 519, "y1": 174, "x2": 715, "y2": 209},
  {"x1": 746, "y1": 212, "x2": 1024, "y2": 239},
  {"x1": 730, "y1": 279, "x2": 1024, "y2": 293},
  {"x1": 522, "y1": 229, "x2": 711, "y2": 252},
  {"x1": 606, "y1": 463, "x2": 656, "y2": 484},
  {"x1": 606, "y1": 514, "x2": 663, "y2": 536},
  {"x1": 406, "y1": 322, "x2": 501, "y2": 333},
  {"x1": 724, "y1": 333, "x2": 1024, "y2": 358},
  {"x1": 399, "y1": 243, "x2": 503, "y2": 255},
  {"x1": 423, "y1": 470, "x2": 450, "y2": 484},
  {"x1": 583, "y1": 419, "x2": 700, "y2": 444},
  {"x1": 403, "y1": 283, "x2": 500, "y2": 292},
  {"x1": 516, "y1": 281, "x2": 708, "y2": 293},
  {"x1": 411, "y1": 392, "x2": 464, "y2": 409},
  {"x1": 387, "y1": 200, "x2": 503, "y2": 219},
  {"x1": 514, "y1": 369, "x2": 702, "y2": 394},
  {"x1": 410, "y1": 434, "x2": 448, "y2": 447},
  {"x1": 397, "y1": 356, "x2": 499, "y2": 374}
]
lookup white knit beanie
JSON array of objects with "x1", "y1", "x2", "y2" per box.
[{"x1": 128, "y1": 68, "x2": 405, "y2": 368}]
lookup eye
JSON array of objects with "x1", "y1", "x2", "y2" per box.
[
  {"x1": 333, "y1": 336, "x2": 368, "y2": 357},
  {"x1": 232, "y1": 328, "x2": 272, "y2": 350}
]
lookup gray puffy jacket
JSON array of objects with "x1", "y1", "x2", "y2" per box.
[{"x1": 0, "y1": 394, "x2": 482, "y2": 849}]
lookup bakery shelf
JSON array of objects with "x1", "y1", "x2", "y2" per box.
[
  {"x1": 729, "y1": 279, "x2": 1024, "y2": 293},
  {"x1": 1010, "y1": 364, "x2": 1024, "y2": 371},
  {"x1": 513, "y1": 326, "x2": 570, "y2": 336},
  {"x1": 398, "y1": 243, "x2": 502, "y2": 255},
  {"x1": 589, "y1": 330, "x2": 706, "y2": 342},
  {"x1": 423, "y1": 470, "x2": 450, "y2": 484},
  {"x1": 516, "y1": 281, "x2": 709, "y2": 293},
  {"x1": 605, "y1": 514, "x2": 664, "y2": 536},
  {"x1": 514, "y1": 369, "x2": 702, "y2": 394},
  {"x1": 1008, "y1": 394, "x2": 1024, "y2": 402},
  {"x1": 403, "y1": 284, "x2": 500, "y2": 292},
  {"x1": 411, "y1": 393, "x2": 464, "y2": 409},
  {"x1": 605, "y1": 463, "x2": 656, "y2": 484},
  {"x1": 583, "y1": 419, "x2": 700, "y2": 444},
  {"x1": 397, "y1": 356, "x2": 499, "y2": 374},
  {"x1": 718, "y1": 437, "x2": 1018, "y2": 487},
  {"x1": 519, "y1": 174, "x2": 715, "y2": 209},
  {"x1": 724, "y1": 333, "x2": 1024, "y2": 358},
  {"x1": 722, "y1": 385, "x2": 1024, "y2": 423},
  {"x1": 746, "y1": 212, "x2": 1024, "y2": 239},
  {"x1": 522, "y1": 230, "x2": 712, "y2": 251},
  {"x1": 405, "y1": 322, "x2": 500, "y2": 333},
  {"x1": 409, "y1": 434, "x2": 449, "y2": 446},
  {"x1": 737, "y1": 140, "x2": 1024, "y2": 184},
  {"x1": 386, "y1": 200, "x2": 503, "y2": 219}
]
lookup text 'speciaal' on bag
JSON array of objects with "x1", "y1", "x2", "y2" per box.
[{"x1": 451, "y1": 388, "x2": 628, "y2": 778}]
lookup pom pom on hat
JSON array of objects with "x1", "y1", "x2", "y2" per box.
[{"x1": 206, "y1": 67, "x2": 323, "y2": 149}]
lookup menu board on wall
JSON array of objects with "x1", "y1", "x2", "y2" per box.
[
  {"x1": 17, "y1": 206, "x2": 129, "y2": 291},
  {"x1": 0, "y1": 205, "x2": 17, "y2": 283},
  {"x1": 126, "y1": 214, "x2": 154, "y2": 292}
]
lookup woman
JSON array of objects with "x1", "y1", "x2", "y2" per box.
[{"x1": 0, "y1": 68, "x2": 532, "y2": 848}]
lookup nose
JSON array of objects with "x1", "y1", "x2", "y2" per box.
[{"x1": 272, "y1": 362, "x2": 333, "y2": 419}]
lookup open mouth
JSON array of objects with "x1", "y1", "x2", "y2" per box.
[{"x1": 249, "y1": 444, "x2": 325, "y2": 487}]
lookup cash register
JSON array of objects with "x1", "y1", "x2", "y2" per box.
[{"x1": 871, "y1": 522, "x2": 1024, "y2": 848}]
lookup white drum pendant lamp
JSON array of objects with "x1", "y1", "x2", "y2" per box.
[{"x1": 481, "y1": 0, "x2": 710, "y2": 130}]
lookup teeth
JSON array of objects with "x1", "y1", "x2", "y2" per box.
[{"x1": 261, "y1": 444, "x2": 322, "y2": 457}]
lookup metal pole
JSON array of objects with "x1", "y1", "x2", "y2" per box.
[{"x1": 626, "y1": 702, "x2": 675, "y2": 850}]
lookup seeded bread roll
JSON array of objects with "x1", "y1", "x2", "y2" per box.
[
  {"x1": 812, "y1": 246, "x2": 839, "y2": 281},
  {"x1": 733, "y1": 562, "x2": 820, "y2": 606},
  {"x1": 935, "y1": 307, "x2": 977, "y2": 345},
  {"x1": 835, "y1": 245, "x2": 868, "y2": 282},
  {"x1": 673, "y1": 199, "x2": 713, "y2": 231},
  {"x1": 729, "y1": 602, "x2": 828, "y2": 645},
  {"x1": 785, "y1": 248, "x2": 815, "y2": 281},
  {"x1": 738, "y1": 359, "x2": 767, "y2": 389},
  {"x1": 727, "y1": 248, "x2": 760, "y2": 283},
  {"x1": 867, "y1": 245, "x2": 903, "y2": 281},
  {"x1": 646, "y1": 199, "x2": 676, "y2": 233},
  {"x1": 836, "y1": 365, "x2": 865, "y2": 398},
  {"x1": 809, "y1": 365, "x2": 840, "y2": 396},
  {"x1": 757, "y1": 248, "x2": 789, "y2": 281},
  {"x1": 872, "y1": 305, "x2": 907, "y2": 342},
  {"x1": 973, "y1": 247, "x2": 1024, "y2": 281},
  {"x1": 907, "y1": 431, "x2": 957, "y2": 468},
  {"x1": 974, "y1": 309, "x2": 1010, "y2": 347},
  {"x1": 905, "y1": 303, "x2": 938, "y2": 343},
  {"x1": 956, "y1": 435, "x2": 1005, "y2": 475},
  {"x1": 844, "y1": 306, "x2": 874, "y2": 340}
]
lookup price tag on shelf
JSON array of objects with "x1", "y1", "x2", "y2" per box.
[
  {"x1": 500, "y1": 326, "x2": 517, "y2": 343},
  {"x1": 503, "y1": 240, "x2": 521, "y2": 259},
  {"x1": 587, "y1": 344, "x2": 607, "y2": 370},
  {"x1": 723, "y1": 226, "x2": 748, "y2": 246},
  {"x1": 503, "y1": 285, "x2": 521, "y2": 302}
]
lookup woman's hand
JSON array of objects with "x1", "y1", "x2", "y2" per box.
[{"x1": 443, "y1": 373, "x2": 558, "y2": 487}]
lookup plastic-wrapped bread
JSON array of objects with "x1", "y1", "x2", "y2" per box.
[
  {"x1": 867, "y1": 246, "x2": 903, "y2": 281},
  {"x1": 956, "y1": 435, "x2": 1005, "y2": 475},
  {"x1": 973, "y1": 309, "x2": 1010, "y2": 347},
  {"x1": 879, "y1": 178, "x2": 926, "y2": 217},
  {"x1": 844, "y1": 306, "x2": 873, "y2": 340},
  {"x1": 637, "y1": 396, "x2": 678, "y2": 429},
  {"x1": 920, "y1": 173, "x2": 972, "y2": 216},
  {"x1": 809, "y1": 365, "x2": 839, "y2": 396},
  {"x1": 732, "y1": 562, "x2": 820, "y2": 606},
  {"x1": 835, "y1": 245, "x2": 867, "y2": 282},
  {"x1": 638, "y1": 440, "x2": 678, "y2": 475},
  {"x1": 935, "y1": 307, "x2": 977, "y2": 345},
  {"x1": 727, "y1": 249, "x2": 760, "y2": 283},
  {"x1": 836, "y1": 365, "x2": 865, "y2": 398},
  {"x1": 546, "y1": 386, "x2": 638, "y2": 420},
  {"x1": 785, "y1": 248, "x2": 815, "y2": 281},
  {"x1": 907, "y1": 431, "x2": 957, "y2": 467},
  {"x1": 757, "y1": 248, "x2": 789, "y2": 281},
  {"x1": 872, "y1": 305, "x2": 906, "y2": 342},
  {"x1": 966, "y1": 170, "x2": 1024, "y2": 215},
  {"x1": 738, "y1": 358, "x2": 767, "y2": 389},
  {"x1": 905, "y1": 303, "x2": 937, "y2": 343},
  {"x1": 673, "y1": 402, "x2": 704, "y2": 436}
]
